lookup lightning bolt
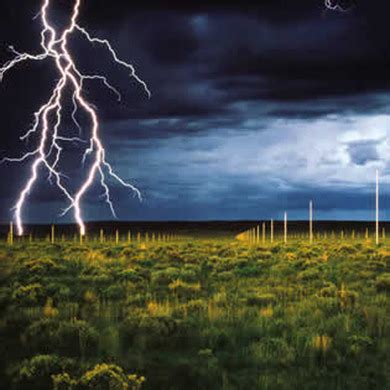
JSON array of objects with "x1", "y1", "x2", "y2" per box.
[
  {"x1": 324, "y1": 0, "x2": 354, "y2": 12},
  {"x1": 0, "y1": 0, "x2": 150, "y2": 236}
]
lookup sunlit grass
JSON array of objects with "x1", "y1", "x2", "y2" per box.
[{"x1": 0, "y1": 237, "x2": 388, "y2": 389}]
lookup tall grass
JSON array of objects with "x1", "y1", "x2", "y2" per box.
[{"x1": 0, "y1": 238, "x2": 388, "y2": 389}]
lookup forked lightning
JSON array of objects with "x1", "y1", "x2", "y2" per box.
[
  {"x1": 0, "y1": 0, "x2": 150, "y2": 236},
  {"x1": 324, "y1": 0, "x2": 352, "y2": 12}
]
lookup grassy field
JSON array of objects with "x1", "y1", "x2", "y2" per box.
[{"x1": 0, "y1": 235, "x2": 389, "y2": 389}]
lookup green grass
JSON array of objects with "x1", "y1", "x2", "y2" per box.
[{"x1": 0, "y1": 238, "x2": 389, "y2": 389}]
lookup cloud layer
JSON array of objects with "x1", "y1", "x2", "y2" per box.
[{"x1": 0, "y1": 0, "x2": 388, "y2": 222}]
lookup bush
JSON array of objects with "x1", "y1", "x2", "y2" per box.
[
  {"x1": 248, "y1": 338, "x2": 295, "y2": 366},
  {"x1": 297, "y1": 268, "x2": 321, "y2": 281},
  {"x1": 151, "y1": 267, "x2": 181, "y2": 285},
  {"x1": 23, "y1": 319, "x2": 99, "y2": 357},
  {"x1": 246, "y1": 293, "x2": 276, "y2": 307},
  {"x1": 120, "y1": 313, "x2": 178, "y2": 349},
  {"x1": 52, "y1": 373, "x2": 77, "y2": 390},
  {"x1": 168, "y1": 279, "x2": 201, "y2": 297},
  {"x1": 375, "y1": 273, "x2": 390, "y2": 292},
  {"x1": 102, "y1": 285, "x2": 126, "y2": 300},
  {"x1": 18, "y1": 257, "x2": 65, "y2": 279},
  {"x1": 317, "y1": 283, "x2": 337, "y2": 298},
  {"x1": 12, "y1": 283, "x2": 44, "y2": 306},
  {"x1": 235, "y1": 263, "x2": 262, "y2": 277},
  {"x1": 80, "y1": 363, "x2": 145, "y2": 390},
  {"x1": 12, "y1": 354, "x2": 76, "y2": 389},
  {"x1": 1, "y1": 239, "x2": 389, "y2": 390}
]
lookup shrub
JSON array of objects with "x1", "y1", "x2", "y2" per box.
[
  {"x1": 83, "y1": 290, "x2": 98, "y2": 303},
  {"x1": 297, "y1": 268, "x2": 320, "y2": 281},
  {"x1": 46, "y1": 282, "x2": 72, "y2": 301},
  {"x1": 12, "y1": 354, "x2": 76, "y2": 389},
  {"x1": 375, "y1": 273, "x2": 390, "y2": 292},
  {"x1": 348, "y1": 335, "x2": 373, "y2": 356},
  {"x1": 259, "y1": 306, "x2": 274, "y2": 318},
  {"x1": 246, "y1": 293, "x2": 276, "y2": 307},
  {"x1": 43, "y1": 297, "x2": 59, "y2": 318},
  {"x1": 23, "y1": 319, "x2": 99, "y2": 357},
  {"x1": 235, "y1": 263, "x2": 262, "y2": 277},
  {"x1": 120, "y1": 313, "x2": 178, "y2": 349},
  {"x1": 248, "y1": 338, "x2": 295, "y2": 366},
  {"x1": 102, "y1": 285, "x2": 126, "y2": 300},
  {"x1": 181, "y1": 299, "x2": 206, "y2": 316},
  {"x1": 18, "y1": 257, "x2": 65, "y2": 278},
  {"x1": 118, "y1": 268, "x2": 143, "y2": 283},
  {"x1": 168, "y1": 279, "x2": 201, "y2": 297},
  {"x1": 12, "y1": 283, "x2": 44, "y2": 306},
  {"x1": 52, "y1": 373, "x2": 77, "y2": 390},
  {"x1": 317, "y1": 283, "x2": 337, "y2": 298},
  {"x1": 80, "y1": 363, "x2": 145, "y2": 390},
  {"x1": 152, "y1": 267, "x2": 181, "y2": 285}
]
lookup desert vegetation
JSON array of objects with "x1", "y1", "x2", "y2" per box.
[{"x1": 0, "y1": 237, "x2": 389, "y2": 389}]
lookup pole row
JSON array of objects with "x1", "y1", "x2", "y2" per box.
[{"x1": 6, "y1": 227, "x2": 181, "y2": 245}]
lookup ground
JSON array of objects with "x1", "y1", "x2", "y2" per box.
[{"x1": 0, "y1": 235, "x2": 389, "y2": 389}]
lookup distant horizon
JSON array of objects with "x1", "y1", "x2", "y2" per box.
[
  {"x1": 1, "y1": 218, "x2": 389, "y2": 226},
  {"x1": 0, "y1": 1, "x2": 388, "y2": 226}
]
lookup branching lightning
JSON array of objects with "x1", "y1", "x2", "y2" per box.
[
  {"x1": 0, "y1": 0, "x2": 150, "y2": 236},
  {"x1": 324, "y1": 0, "x2": 354, "y2": 12}
]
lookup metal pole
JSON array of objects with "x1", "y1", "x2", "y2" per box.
[
  {"x1": 9, "y1": 221, "x2": 14, "y2": 246},
  {"x1": 376, "y1": 169, "x2": 379, "y2": 245},
  {"x1": 309, "y1": 200, "x2": 313, "y2": 244},
  {"x1": 284, "y1": 212, "x2": 288, "y2": 244},
  {"x1": 262, "y1": 222, "x2": 266, "y2": 244}
]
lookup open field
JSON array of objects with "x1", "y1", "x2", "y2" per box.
[
  {"x1": 0, "y1": 229, "x2": 389, "y2": 389},
  {"x1": 2, "y1": 220, "x2": 390, "y2": 240}
]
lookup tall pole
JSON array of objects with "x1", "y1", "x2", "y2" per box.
[
  {"x1": 376, "y1": 169, "x2": 379, "y2": 245},
  {"x1": 262, "y1": 222, "x2": 266, "y2": 244},
  {"x1": 309, "y1": 200, "x2": 313, "y2": 244},
  {"x1": 51, "y1": 225, "x2": 55, "y2": 244},
  {"x1": 9, "y1": 221, "x2": 14, "y2": 246},
  {"x1": 270, "y1": 219, "x2": 274, "y2": 244},
  {"x1": 284, "y1": 212, "x2": 288, "y2": 244}
]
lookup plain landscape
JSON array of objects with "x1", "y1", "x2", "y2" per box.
[{"x1": 0, "y1": 221, "x2": 389, "y2": 389}]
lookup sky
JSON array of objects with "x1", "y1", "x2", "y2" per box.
[{"x1": 0, "y1": 0, "x2": 389, "y2": 224}]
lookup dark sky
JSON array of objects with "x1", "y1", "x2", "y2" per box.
[{"x1": 0, "y1": 0, "x2": 389, "y2": 224}]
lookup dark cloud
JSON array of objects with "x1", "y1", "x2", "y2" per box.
[
  {"x1": 1, "y1": 1, "x2": 389, "y2": 126},
  {"x1": 0, "y1": 0, "x2": 388, "y2": 223},
  {"x1": 346, "y1": 140, "x2": 381, "y2": 166}
]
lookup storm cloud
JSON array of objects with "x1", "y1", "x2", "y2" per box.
[{"x1": 0, "y1": 0, "x2": 388, "y2": 223}]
